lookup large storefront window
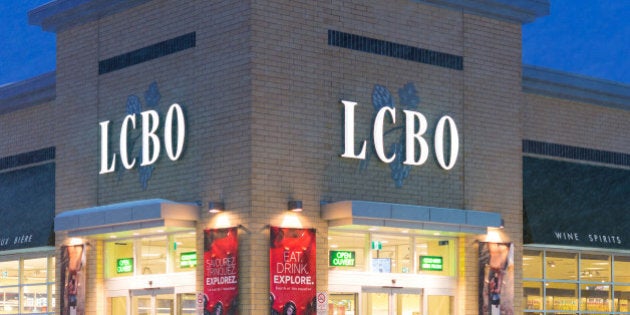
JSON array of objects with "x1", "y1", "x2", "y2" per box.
[
  {"x1": 523, "y1": 248, "x2": 630, "y2": 314},
  {"x1": 328, "y1": 230, "x2": 456, "y2": 276},
  {"x1": 328, "y1": 230, "x2": 457, "y2": 314},
  {"x1": 0, "y1": 253, "x2": 55, "y2": 315},
  {"x1": 105, "y1": 232, "x2": 197, "y2": 279}
]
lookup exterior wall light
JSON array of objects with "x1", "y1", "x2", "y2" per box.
[
  {"x1": 288, "y1": 200, "x2": 303, "y2": 212},
  {"x1": 208, "y1": 201, "x2": 225, "y2": 213}
]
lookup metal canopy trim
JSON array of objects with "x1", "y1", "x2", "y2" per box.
[
  {"x1": 321, "y1": 200, "x2": 501, "y2": 234},
  {"x1": 54, "y1": 199, "x2": 199, "y2": 236}
]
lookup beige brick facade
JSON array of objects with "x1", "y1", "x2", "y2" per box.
[{"x1": 2, "y1": 0, "x2": 628, "y2": 314}]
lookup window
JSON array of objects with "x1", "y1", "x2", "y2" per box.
[
  {"x1": 0, "y1": 253, "x2": 55, "y2": 315},
  {"x1": 523, "y1": 248, "x2": 630, "y2": 314},
  {"x1": 327, "y1": 230, "x2": 456, "y2": 276},
  {"x1": 105, "y1": 231, "x2": 197, "y2": 278}
]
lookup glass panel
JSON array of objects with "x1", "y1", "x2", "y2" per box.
[
  {"x1": 545, "y1": 282, "x2": 578, "y2": 311},
  {"x1": 140, "y1": 236, "x2": 168, "y2": 275},
  {"x1": 416, "y1": 237, "x2": 455, "y2": 276},
  {"x1": 546, "y1": 252, "x2": 577, "y2": 280},
  {"x1": 328, "y1": 232, "x2": 366, "y2": 271},
  {"x1": 614, "y1": 285, "x2": 630, "y2": 312},
  {"x1": 329, "y1": 293, "x2": 356, "y2": 315},
  {"x1": 50, "y1": 283, "x2": 56, "y2": 311},
  {"x1": 614, "y1": 256, "x2": 630, "y2": 283},
  {"x1": 173, "y1": 232, "x2": 197, "y2": 272},
  {"x1": 580, "y1": 254, "x2": 610, "y2": 282},
  {"x1": 371, "y1": 234, "x2": 409, "y2": 273},
  {"x1": 524, "y1": 281, "x2": 543, "y2": 310},
  {"x1": 427, "y1": 295, "x2": 452, "y2": 315},
  {"x1": 132, "y1": 296, "x2": 151, "y2": 315},
  {"x1": 397, "y1": 293, "x2": 421, "y2": 315},
  {"x1": 178, "y1": 293, "x2": 196, "y2": 315},
  {"x1": 0, "y1": 286, "x2": 19, "y2": 314},
  {"x1": 105, "y1": 240, "x2": 134, "y2": 278},
  {"x1": 49, "y1": 257, "x2": 55, "y2": 283},
  {"x1": 21, "y1": 284, "x2": 47, "y2": 314},
  {"x1": 523, "y1": 250, "x2": 542, "y2": 279},
  {"x1": 364, "y1": 292, "x2": 388, "y2": 315},
  {"x1": 0, "y1": 260, "x2": 19, "y2": 286},
  {"x1": 109, "y1": 296, "x2": 126, "y2": 315},
  {"x1": 23, "y1": 258, "x2": 47, "y2": 285},
  {"x1": 580, "y1": 284, "x2": 611, "y2": 312},
  {"x1": 155, "y1": 294, "x2": 173, "y2": 315}
]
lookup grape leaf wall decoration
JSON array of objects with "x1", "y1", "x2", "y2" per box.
[
  {"x1": 361, "y1": 83, "x2": 421, "y2": 188},
  {"x1": 112, "y1": 81, "x2": 162, "y2": 190}
]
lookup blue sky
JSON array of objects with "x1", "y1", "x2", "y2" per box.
[{"x1": 0, "y1": 0, "x2": 628, "y2": 86}]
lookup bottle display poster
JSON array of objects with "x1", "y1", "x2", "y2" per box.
[
  {"x1": 269, "y1": 227, "x2": 317, "y2": 315},
  {"x1": 204, "y1": 227, "x2": 239, "y2": 315},
  {"x1": 479, "y1": 242, "x2": 514, "y2": 315},
  {"x1": 60, "y1": 244, "x2": 86, "y2": 315}
]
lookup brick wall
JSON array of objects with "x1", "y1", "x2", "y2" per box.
[{"x1": 46, "y1": 0, "x2": 533, "y2": 314}]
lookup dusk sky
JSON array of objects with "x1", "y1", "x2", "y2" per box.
[{"x1": 0, "y1": 0, "x2": 628, "y2": 86}]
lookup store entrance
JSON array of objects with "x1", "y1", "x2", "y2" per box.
[
  {"x1": 109, "y1": 288, "x2": 196, "y2": 315},
  {"x1": 362, "y1": 286, "x2": 422, "y2": 315},
  {"x1": 131, "y1": 288, "x2": 174, "y2": 315}
]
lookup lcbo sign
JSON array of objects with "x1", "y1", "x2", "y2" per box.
[
  {"x1": 99, "y1": 103, "x2": 186, "y2": 174},
  {"x1": 341, "y1": 100, "x2": 459, "y2": 170}
]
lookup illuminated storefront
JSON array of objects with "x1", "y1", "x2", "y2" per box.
[{"x1": 0, "y1": 0, "x2": 628, "y2": 315}]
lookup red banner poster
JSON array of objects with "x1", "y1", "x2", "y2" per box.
[
  {"x1": 204, "y1": 227, "x2": 239, "y2": 315},
  {"x1": 269, "y1": 227, "x2": 317, "y2": 315}
]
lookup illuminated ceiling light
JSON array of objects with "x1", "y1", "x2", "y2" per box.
[
  {"x1": 208, "y1": 201, "x2": 225, "y2": 214},
  {"x1": 68, "y1": 238, "x2": 84, "y2": 245},
  {"x1": 288, "y1": 200, "x2": 303, "y2": 212}
]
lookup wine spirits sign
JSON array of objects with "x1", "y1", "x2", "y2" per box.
[
  {"x1": 98, "y1": 82, "x2": 187, "y2": 190},
  {"x1": 341, "y1": 83, "x2": 459, "y2": 187}
]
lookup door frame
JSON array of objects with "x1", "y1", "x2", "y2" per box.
[
  {"x1": 130, "y1": 287, "x2": 175, "y2": 315},
  {"x1": 362, "y1": 286, "x2": 423, "y2": 315}
]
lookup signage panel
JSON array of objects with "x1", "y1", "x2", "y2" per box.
[
  {"x1": 0, "y1": 163, "x2": 54, "y2": 251},
  {"x1": 270, "y1": 227, "x2": 317, "y2": 315},
  {"x1": 329, "y1": 250, "x2": 355, "y2": 267},
  {"x1": 180, "y1": 252, "x2": 197, "y2": 268},
  {"x1": 419, "y1": 256, "x2": 443, "y2": 271},
  {"x1": 524, "y1": 157, "x2": 630, "y2": 249},
  {"x1": 204, "y1": 227, "x2": 238, "y2": 314},
  {"x1": 116, "y1": 258, "x2": 133, "y2": 274}
]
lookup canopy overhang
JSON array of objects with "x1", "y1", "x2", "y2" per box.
[
  {"x1": 55, "y1": 199, "x2": 199, "y2": 237},
  {"x1": 322, "y1": 200, "x2": 501, "y2": 234}
]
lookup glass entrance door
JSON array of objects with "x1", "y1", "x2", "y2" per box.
[
  {"x1": 362, "y1": 287, "x2": 422, "y2": 315},
  {"x1": 131, "y1": 288, "x2": 174, "y2": 315}
]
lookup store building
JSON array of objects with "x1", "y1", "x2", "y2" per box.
[{"x1": 0, "y1": 0, "x2": 629, "y2": 314}]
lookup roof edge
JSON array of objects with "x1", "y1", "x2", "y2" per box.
[
  {"x1": 523, "y1": 65, "x2": 630, "y2": 110},
  {"x1": 0, "y1": 71, "x2": 56, "y2": 115},
  {"x1": 412, "y1": 0, "x2": 549, "y2": 24},
  {"x1": 28, "y1": 0, "x2": 151, "y2": 32}
]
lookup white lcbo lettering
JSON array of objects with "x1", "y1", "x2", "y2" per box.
[
  {"x1": 403, "y1": 109, "x2": 428, "y2": 166},
  {"x1": 373, "y1": 106, "x2": 396, "y2": 163},
  {"x1": 341, "y1": 100, "x2": 459, "y2": 170},
  {"x1": 99, "y1": 103, "x2": 186, "y2": 174},
  {"x1": 341, "y1": 100, "x2": 366, "y2": 159}
]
